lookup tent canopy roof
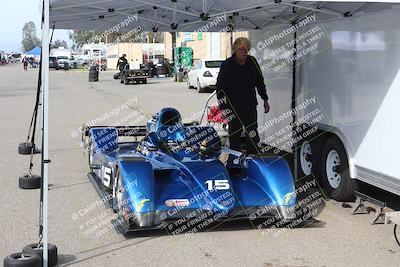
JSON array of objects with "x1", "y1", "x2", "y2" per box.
[
  {"x1": 27, "y1": 46, "x2": 41, "y2": 55},
  {"x1": 49, "y1": 0, "x2": 400, "y2": 32}
]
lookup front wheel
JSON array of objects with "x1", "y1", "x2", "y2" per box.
[
  {"x1": 321, "y1": 137, "x2": 357, "y2": 201},
  {"x1": 298, "y1": 140, "x2": 313, "y2": 178}
]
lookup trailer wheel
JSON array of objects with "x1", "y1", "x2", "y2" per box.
[
  {"x1": 3, "y1": 253, "x2": 41, "y2": 267},
  {"x1": 298, "y1": 140, "x2": 313, "y2": 177},
  {"x1": 22, "y1": 243, "x2": 58, "y2": 267},
  {"x1": 321, "y1": 137, "x2": 357, "y2": 201}
]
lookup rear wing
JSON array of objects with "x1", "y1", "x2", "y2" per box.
[
  {"x1": 81, "y1": 125, "x2": 148, "y2": 139},
  {"x1": 81, "y1": 122, "x2": 200, "y2": 145}
]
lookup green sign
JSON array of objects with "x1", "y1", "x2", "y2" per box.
[{"x1": 197, "y1": 32, "x2": 203, "y2": 40}]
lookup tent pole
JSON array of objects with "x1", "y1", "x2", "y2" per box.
[
  {"x1": 291, "y1": 21, "x2": 298, "y2": 182},
  {"x1": 42, "y1": 0, "x2": 49, "y2": 266}
]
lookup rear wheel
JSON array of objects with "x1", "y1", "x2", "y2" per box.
[
  {"x1": 124, "y1": 76, "x2": 129, "y2": 85},
  {"x1": 197, "y1": 79, "x2": 205, "y2": 93},
  {"x1": 320, "y1": 137, "x2": 357, "y2": 201}
]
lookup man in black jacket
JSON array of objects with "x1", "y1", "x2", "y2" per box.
[
  {"x1": 116, "y1": 54, "x2": 128, "y2": 71},
  {"x1": 216, "y1": 37, "x2": 269, "y2": 154}
]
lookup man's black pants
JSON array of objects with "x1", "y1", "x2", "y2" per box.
[{"x1": 228, "y1": 108, "x2": 260, "y2": 154}]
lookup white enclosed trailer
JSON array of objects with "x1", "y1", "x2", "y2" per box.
[{"x1": 249, "y1": 1, "x2": 400, "y2": 201}]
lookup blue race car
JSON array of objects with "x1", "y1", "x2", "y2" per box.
[{"x1": 82, "y1": 108, "x2": 307, "y2": 235}]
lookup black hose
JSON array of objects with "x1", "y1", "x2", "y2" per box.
[{"x1": 395, "y1": 224, "x2": 400, "y2": 247}]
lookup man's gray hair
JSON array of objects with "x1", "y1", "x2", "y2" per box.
[{"x1": 232, "y1": 37, "x2": 251, "y2": 53}]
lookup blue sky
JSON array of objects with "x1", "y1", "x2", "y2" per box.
[{"x1": 0, "y1": 0, "x2": 70, "y2": 52}]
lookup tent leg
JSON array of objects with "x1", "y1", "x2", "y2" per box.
[
  {"x1": 291, "y1": 22, "x2": 298, "y2": 181},
  {"x1": 42, "y1": 0, "x2": 49, "y2": 266}
]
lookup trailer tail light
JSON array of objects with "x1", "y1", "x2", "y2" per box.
[{"x1": 203, "y1": 71, "x2": 213, "y2": 77}]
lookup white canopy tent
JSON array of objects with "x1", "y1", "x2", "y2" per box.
[{"x1": 37, "y1": 1, "x2": 399, "y2": 266}]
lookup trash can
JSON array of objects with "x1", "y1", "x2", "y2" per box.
[{"x1": 89, "y1": 65, "x2": 99, "y2": 82}]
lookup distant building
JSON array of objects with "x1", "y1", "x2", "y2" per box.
[{"x1": 164, "y1": 31, "x2": 249, "y2": 61}]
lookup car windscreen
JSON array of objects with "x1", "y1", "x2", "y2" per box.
[
  {"x1": 57, "y1": 56, "x2": 68, "y2": 60},
  {"x1": 49, "y1": 57, "x2": 57, "y2": 60},
  {"x1": 205, "y1": 61, "x2": 223, "y2": 68}
]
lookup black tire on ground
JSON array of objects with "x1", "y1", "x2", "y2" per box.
[
  {"x1": 19, "y1": 175, "x2": 41, "y2": 189},
  {"x1": 18, "y1": 142, "x2": 36, "y2": 155},
  {"x1": 320, "y1": 137, "x2": 357, "y2": 201},
  {"x1": 4, "y1": 253, "x2": 41, "y2": 267},
  {"x1": 124, "y1": 77, "x2": 129, "y2": 85},
  {"x1": 113, "y1": 72, "x2": 121, "y2": 80},
  {"x1": 197, "y1": 80, "x2": 205, "y2": 93},
  {"x1": 143, "y1": 78, "x2": 147, "y2": 84},
  {"x1": 187, "y1": 78, "x2": 192, "y2": 89},
  {"x1": 22, "y1": 243, "x2": 58, "y2": 267}
]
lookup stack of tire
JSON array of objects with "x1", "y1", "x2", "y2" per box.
[{"x1": 4, "y1": 243, "x2": 58, "y2": 267}]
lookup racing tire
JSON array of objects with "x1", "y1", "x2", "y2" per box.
[
  {"x1": 22, "y1": 243, "x2": 58, "y2": 267},
  {"x1": 18, "y1": 142, "x2": 40, "y2": 155},
  {"x1": 113, "y1": 72, "x2": 121, "y2": 80},
  {"x1": 4, "y1": 253, "x2": 41, "y2": 267},
  {"x1": 197, "y1": 79, "x2": 205, "y2": 93},
  {"x1": 19, "y1": 175, "x2": 41, "y2": 190},
  {"x1": 320, "y1": 137, "x2": 357, "y2": 201}
]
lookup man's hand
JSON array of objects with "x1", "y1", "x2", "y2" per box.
[{"x1": 264, "y1": 100, "x2": 270, "y2": 113}]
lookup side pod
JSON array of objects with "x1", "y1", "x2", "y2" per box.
[{"x1": 118, "y1": 158, "x2": 156, "y2": 227}]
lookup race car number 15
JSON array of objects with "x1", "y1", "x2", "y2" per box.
[{"x1": 205, "y1": 180, "x2": 230, "y2": 191}]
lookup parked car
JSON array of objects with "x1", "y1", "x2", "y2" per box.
[
  {"x1": 56, "y1": 56, "x2": 70, "y2": 70},
  {"x1": 186, "y1": 58, "x2": 224, "y2": 93},
  {"x1": 49, "y1": 56, "x2": 59, "y2": 70}
]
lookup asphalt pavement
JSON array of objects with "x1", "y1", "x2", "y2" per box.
[{"x1": 0, "y1": 63, "x2": 398, "y2": 267}]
